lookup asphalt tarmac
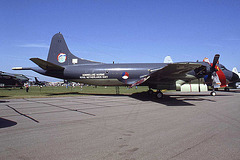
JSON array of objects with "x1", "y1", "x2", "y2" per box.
[{"x1": 0, "y1": 91, "x2": 240, "y2": 160}]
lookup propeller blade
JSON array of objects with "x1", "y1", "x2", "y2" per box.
[
  {"x1": 212, "y1": 54, "x2": 220, "y2": 70},
  {"x1": 210, "y1": 54, "x2": 220, "y2": 89}
]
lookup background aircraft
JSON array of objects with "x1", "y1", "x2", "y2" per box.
[
  {"x1": 232, "y1": 67, "x2": 240, "y2": 78},
  {"x1": 31, "y1": 77, "x2": 47, "y2": 86},
  {"x1": 228, "y1": 67, "x2": 240, "y2": 89},
  {"x1": 13, "y1": 33, "x2": 239, "y2": 98},
  {"x1": 0, "y1": 71, "x2": 29, "y2": 88}
]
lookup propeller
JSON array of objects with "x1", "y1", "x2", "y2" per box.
[
  {"x1": 207, "y1": 54, "x2": 221, "y2": 89},
  {"x1": 195, "y1": 54, "x2": 221, "y2": 95},
  {"x1": 194, "y1": 54, "x2": 220, "y2": 92}
]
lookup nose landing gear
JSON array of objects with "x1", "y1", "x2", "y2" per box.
[{"x1": 210, "y1": 91, "x2": 216, "y2": 96}]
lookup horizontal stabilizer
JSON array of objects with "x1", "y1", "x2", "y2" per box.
[{"x1": 30, "y1": 58, "x2": 65, "y2": 71}]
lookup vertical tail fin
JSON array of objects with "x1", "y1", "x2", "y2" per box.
[
  {"x1": 35, "y1": 77, "x2": 39, "y2": 83},
  {"x1": 47, "y1": 33, "x2": 100, "y2": 66},
  {"x1": 232, "y1": 67, "x2": 238, "y2": 74}
]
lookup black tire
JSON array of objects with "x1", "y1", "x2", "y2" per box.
[
  {"x1": 156, "y1": 91, "x2": 163, "y2": 99},
  {"x1": 210, "y1": 91, "x2": 216, "y2": 96},
  {"x1": 224, "y1": 88, "x2": 230, "y2": 92},
  {"x1": 148, "y1": 90, "x2": 154, "y2": 95}
]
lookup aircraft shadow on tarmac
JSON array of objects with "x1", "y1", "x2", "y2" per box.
[
  {"x1": 47, "y1": 92, "x2": 128, "y2": 97},
  {"x1": 0, "y1": 118, "x2": 17, "y2": 128},
  {"x1": 0, "y1": 100, "x2": 9, "y2": 103},
  {"x1": 45, "y1": 91, "x2": 233, "y2": 106},
  {"x1": 217, "y1": 90, "x2": 240, "y2": 93},
  {"x1": 129, "y1": 92, "x2": 219, "y2": 106},
  {"x1": 0, "y1": 96, "x2": 9, "y2": 99}
]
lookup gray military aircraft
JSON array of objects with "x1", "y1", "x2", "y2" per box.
[{"x1": 13, "y1": 33, "x2": 239, "y2": 98}]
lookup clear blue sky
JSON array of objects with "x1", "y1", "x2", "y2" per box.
[{"x1": 0, "y1": 0, "x2": 240, "y2": 82}]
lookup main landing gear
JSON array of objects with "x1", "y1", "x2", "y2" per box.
[
  {"x1": 147, "y1": 89, "x2": 154, "y2": 95},
  {"x1": 224, "y1": 87, "x2": 230, "y2": 92},
  {"x1": 156, "y1": 91, "x2": 163, "y2": 99},
  {"x1": 210, "y1": 87, "x2": 229, "y2": 96},
  {"x1": 148, "y1": 89, "x2": 164, "y2": 99}
]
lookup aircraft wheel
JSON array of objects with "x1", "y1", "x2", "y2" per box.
[
  {"x1": 210, "y1": 91, "x2": 216, "y2": 96},
  {"x1": 156, "y1": 91, "x2": 163, "y2": 99},
  {"x1": 224, "y1": 88, "x2": 230, "y2": 92},
  {"x1": 147, "y1": 90, "x2": 154, "y2": 95}
]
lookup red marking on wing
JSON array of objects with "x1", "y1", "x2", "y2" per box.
[{"x1": 129, "y1": 76, "x2": 150, "y2": 88}]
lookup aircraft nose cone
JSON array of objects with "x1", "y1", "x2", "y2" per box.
[{"x1": 231, "y1": 72, "x2": 239, "y2": 82}]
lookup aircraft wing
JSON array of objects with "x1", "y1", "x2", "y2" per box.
[
  {"x1": 129, "y1": 63, "x2": 202, "y2": 88},
  {"x1": 0, "y1": 72, "x2": 15, "y2": 77},
  {"x1": 149, "y1": 63, "x2": 202, "y2": 78},
  {"x1": 30, "y1": 58, "x2": 65, "y2": 71}
]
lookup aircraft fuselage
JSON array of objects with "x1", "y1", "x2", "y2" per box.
[{"x1": 32, "y1": 62, "x2": 201, "y2": 88}]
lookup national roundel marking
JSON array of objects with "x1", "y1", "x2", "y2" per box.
[
  {"x1": 122, "y1": 72, "x2": 129, "y2": 79},
  {"x1": 57, "y1": 53, "x2": 67, "y2": 63}
]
